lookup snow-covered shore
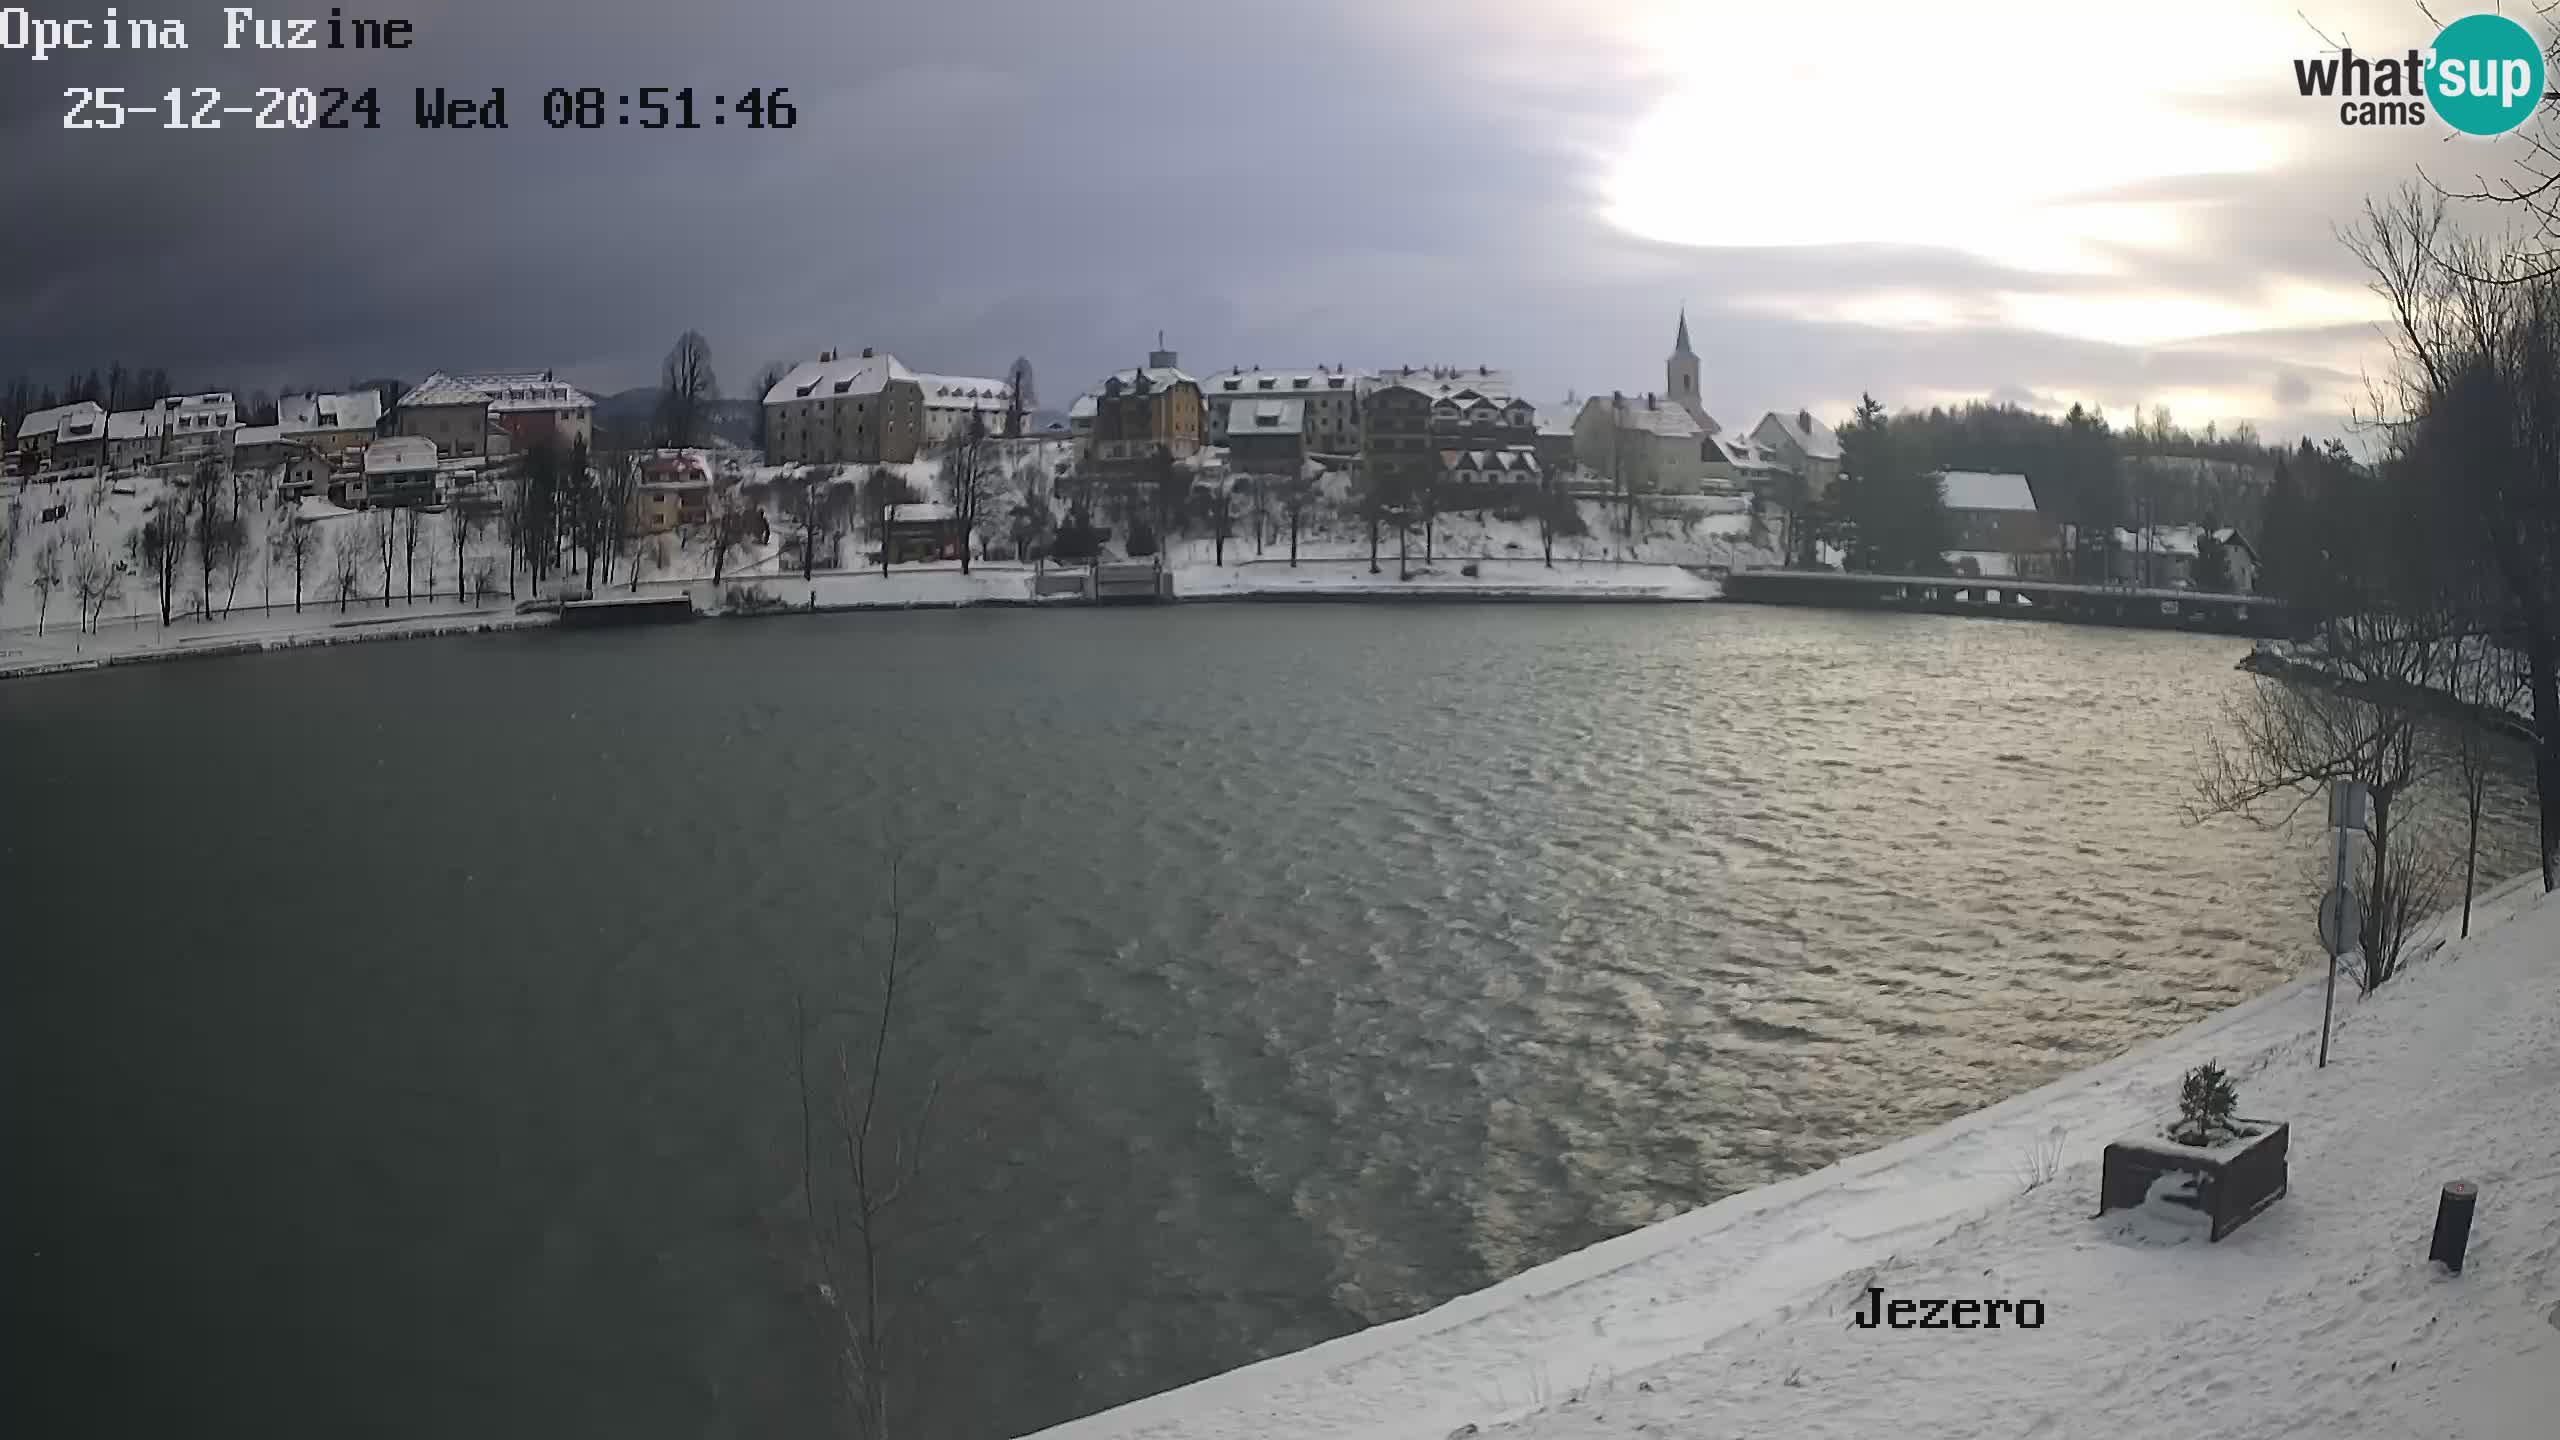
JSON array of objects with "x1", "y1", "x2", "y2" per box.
[
  {"x1": 1026, "y1": 870, "x2": 2560, "y2": 1440},
  {"x1": 0, "y1": 600, "x2": 550, "y2": 679}
]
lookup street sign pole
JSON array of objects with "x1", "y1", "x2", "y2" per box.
[{"x1": 2318, "y1": 781, "x2": 2370, "y2": 1070}]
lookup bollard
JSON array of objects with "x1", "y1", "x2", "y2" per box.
[{"x1": 2429, "y1": 1180, "x2": 2479, "y2": 1274}]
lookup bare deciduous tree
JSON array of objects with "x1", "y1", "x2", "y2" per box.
[
  {"x1": 71, "y1": 539, "x2": 119, "y2": 632},
  {"x1": 278, "y1": 507, "x2": 318, "y2": 614},
  {"x1": 330, "y1": 521, "x2": 370, "y2": 613},
  {"x1": 30, "y1": 534, "x2": 65, "y2": 634},
  {"x1": 941, "y1": 416, "x2": 996, "y2": 576},
  {"x1": 794, "y1": 862, "x2": 942, "y2": 1440},
  {"x1": 657, "y1": 331, "x2": 720, "y2": 449}
]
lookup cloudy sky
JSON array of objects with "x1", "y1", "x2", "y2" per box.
[{"x1": 1, "y1": 0, "x2": 2542, "y2": 437}]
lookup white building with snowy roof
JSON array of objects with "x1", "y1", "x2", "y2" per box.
[
  {"x1": 1201, "y1": 366, "x2": 1369, "y2": 455},
  {"x1": 107, "y1": 407, "x2": 166, "y2": 469},
  {"x1": 154, "y1": 393, "x2": 235, "y2": 463},
  {"x1": 911, "y1": 373, "x2": 1016, "y2": 445},
  {"x1": 1753, "y1": 408, "x2": 1843, "y2": 498},
  {"x1": 395, "y1": 373, "x2": 590, "y2": 459},
  {"x1": 278, "y1": 391, "x2": 385, "y2": 458},
  {"x1": 13, "y1": 401, "x2": 106, "y2": 473},
  {"x1": 1572, "y1": 391, "x2": 1721, "y2": 495},
  {"x1": 763, "y1": 348, "x2": 927, "y2": 466}
]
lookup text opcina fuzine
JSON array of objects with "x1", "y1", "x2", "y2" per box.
[
  {"x1": 1, "y1": 7, "x2": 417, "y2": 62},
  {"x1": 1850, "y1": 1285, "x2": 2045, "y2": 1330}
]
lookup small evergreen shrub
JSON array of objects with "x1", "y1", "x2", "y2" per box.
[{"x1": 2173, "y1": 1061, "x2": 2240, "y2": 1145}]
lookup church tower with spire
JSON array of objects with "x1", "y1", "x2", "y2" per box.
[{"x1": 1666, "y1": 308, "x2": 1714, "y2": 433}]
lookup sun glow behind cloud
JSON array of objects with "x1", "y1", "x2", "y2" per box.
[{"x1": 1602, "y1": 3, "x2": 2321, "y2": 309}]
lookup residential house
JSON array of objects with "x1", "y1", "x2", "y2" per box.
[
  {"x1": 1202, "y1": 366, "x2": 1369, "y2": 456},
  {"x1": 914, "y1": 373, "x2": 1016, "y2": 445},
  {"x1": 468, "y1": 373, "x2": 592, "y2": 453},
  {"x1": 1406, "y1": 370, "x2": 1540, "y2": 498},
  {"x1": 1754, "y1": 408, "x2": 1842, "y2": 498},
  {"x1": 230, "y1": 423, "x2": 289, "y2": 470},
  {"x1": 762, "y1": 349, "x2": 926, "y2": 466},
  {"x1": 17, "y1": 402, "x2": 107, "y2": 473},
  {"x1": 356, "y1": 436, "x2": 440, "y2": 508},
  {"x1": 1358, "y1": 380, "x2": 1437, "y2": 500},
  {"x1": 395, "y1": 375, "x2": 496, "y2": 458},
  {"x1": 1533, "y1": 403, "x2": 1579, "y2": 470},
  {"x1": 878, "y1": 501, "x2": 964, "y2": 564},
  {"x1": 1222, "y1": 396, "x2": 1306, "y2": 474},
  {"x1": 1703, "y1": 429, "x2": 1789, "y2": 491},
  {"x1": 157, "y1": 393, "x2": 236, "y2": 464},
  {"x1": 2110, "y1": 524, "x2": 2259, "y2": 592},
  {"x1": 395, "y1": 373, "x2": 585, "y2": 459},
  {"x1": 1572, "y1": 392, "x2": 1717, "y2": 496},
  {"x1": 629, "y1": 450, "x2": 715, "y2": 535},
  {"x1": 1078, "y1": 346, "x2": 1204, "y2": 468},
  {"x1": 107, "y1": 407, "x2": 166, "y2": 469},
  {"x1": 278, "y1": 391, "x2": 385, "y2": 459},
  {"x1": 1934, "y1": 471, "x2": 2057, "y2": 552}
]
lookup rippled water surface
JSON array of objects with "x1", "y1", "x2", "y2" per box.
[{"x1": 3, "y1": 606, "x2": 2536, "y2": 1438}]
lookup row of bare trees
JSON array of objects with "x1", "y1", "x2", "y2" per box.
[{"x1": 2193, "y1": 185, "x2": 2560, "y2": 990}]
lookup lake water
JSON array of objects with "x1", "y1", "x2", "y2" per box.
[{"x1": 2, "y1": 605, "x2": 2536, "y2": 1438}]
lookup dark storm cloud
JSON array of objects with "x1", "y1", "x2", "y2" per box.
[{"x1": 0, "y1": 0, "x2": 2481, "y2": 436}]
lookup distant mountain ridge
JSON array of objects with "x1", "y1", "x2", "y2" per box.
[{"x1": 593, "y1": 386, "x2": 756, "y2": 448}]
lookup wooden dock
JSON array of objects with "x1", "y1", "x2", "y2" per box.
[{"x1": 1721, "y1": 569, "x2": 2300, "y2": 638}]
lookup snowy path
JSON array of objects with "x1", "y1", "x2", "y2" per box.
[{"x1": 1029, "y1": 871, "x2": 2560, "y2": 1440}]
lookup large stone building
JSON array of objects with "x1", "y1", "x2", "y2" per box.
[
  {"x1": 1572, "y1": 392, "x2": 1718, "y2": 495},
  {"x1": 1362, "y1": 366, "x2": 1540, "y2": 500},
  {"x1": 913, "y1": 373, "x2": 1016, "y2": 445},
  {"x1": 1073, "y1": 346, "x2": 1204, "y2": 467},
  {"x1": 1202, "y1": 366, "x2": 1368, "y2": 456},
  {"x1": 762, "y1": 349, "x2": 927, "y2": 465},
  {"x1": 396, "y1": 373, "x2": 591, "y2": 459}
]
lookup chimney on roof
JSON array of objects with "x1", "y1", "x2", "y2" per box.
[
  {"x1": 1799, "y1": 407, "x2": 1812, "y2": 432},
  {"x1": 1479, "y1": 365, "x2": 1488, "y2": 377},
  {"x1": 862, "y1": 347, "x2": 876, "y2": 359},
  {"x1": 1646, "y1": 392, "x2": 1656, "y2": 409}
]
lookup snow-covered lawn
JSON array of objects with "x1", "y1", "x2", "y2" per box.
[{"x1": 1029, "y1": 870, "x2": 2560, "y2": 1440}]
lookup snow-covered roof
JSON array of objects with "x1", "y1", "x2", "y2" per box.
[
  {"x1": 1436, "y1": 446, "x2": 1541, "y2": 473},
  {"x1": 1070, "y1": 366, "x2": 1200, "y2": 421},
  {"x1": 109, "y1": 408, "x2": 165, "y2": 441},
  {"x1": 1375, "y1": 367, "x2": 1517, "y2": 402},
  {"x1": 19, "y1": 401, "x2": 104, "y2": 440},
  {"x1": 280, "y1": 391, "x2": 384, "y2": 433},
  {"x1": 399, "y1": 372, "x2": 587, "y2": 412},
  {"x1": 884, "y1": 501, "x2": 957, "y2": 524},
  {"x1": 767, "y1": 352, "x2": 917, "y2": 406},
  {"x1": 399, "y1": 374, "x2": 490, "y2": 408},
  {"x1": 294, "y1": 497, "x2": 358, "y2": 524},
  {"x1": 231, "y1": 423, "x2": 284, "y2": 448},
  {"x1": 912, "y1": 374, "x2": 1015, "y2": 411},
  {"x1": 1708, "y1": 433, "x2": 1787, "y2": 473},
  {"x1": 1205, "y1": 367, "x2": 1369, "y2": 397},
  {"x1": 1230, "y1": 397, "x2": 1305, "y2": 433},
  {"x1": 1534, "y1": 403, "x2": 1579, "y2": 436},
  {"x1": 364, "y1": 436, "x2": 440, "y2": 475},
  {"x1": 1934, "y1": 469, "x2": 2038, "y2": 513},
  {"x1": 159, "y1": 392, "x2": 234, "y2": 416},
  {"x1": 1758, "y1": 409, "x2": 1842, "y2": 462},
  {"x1": 1597, "y1": 398, "x2": 1704, "y2": 439}
]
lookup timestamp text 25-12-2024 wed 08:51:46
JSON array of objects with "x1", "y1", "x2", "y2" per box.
[{"x1": 58, "y1": 84, "x2": 798, "y2": 131}]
